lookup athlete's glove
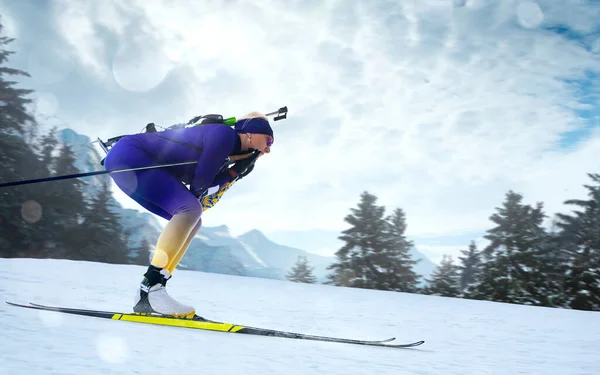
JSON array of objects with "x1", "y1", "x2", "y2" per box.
[
  {"x1": 229, "y1": 150, "x2": 260, "y2": 180},
  {"x1": 200, "y1": 179, "x2": 237, "y2": 211},
  {"x1": 199, "y1": 150, "x2": 260, "y2": 211}
]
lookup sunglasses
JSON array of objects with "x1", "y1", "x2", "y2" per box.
[{"x1": 266, "y1": 135, "x2": 274, "y2": 147}]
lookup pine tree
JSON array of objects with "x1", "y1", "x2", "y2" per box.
[
  {"x1": 457, "y1": 240, "x2": 482, "y2": 296},
  {"x1": 286, "y1": 256, "x2": 317, "y2": 283},
  {"x1": 0, "y1": 23, "x2": 34, "y2": 135},
  {"x1": 554, "y1": 173, "x2": 600, "y2": 311},
  {"x1": 326, "y1": 191, "x2": 391, "y2": 289},
  {"x1": 50, "y1": 142, "x2": 89, "y2": 258},
  {"x1": 0, "y1": 20, "x2": 133, "y2": 266},
  {"x1": 131, "y1": 237, "x2": 151, "y2": 266},
  {"x1": 25, "y1": 130, "x2": 62, "y2": 258},
  {"x1": 384, "y1": 208, "x2": 421, "y2": 292},
  {"x1": 76, "y1": 180, "x2": 129, "y2": 264},
  {"x1": 424, "y1": 254, "x2": 460, "y2": 297},
  {"x1": 472, "y1": 190, "x2": 552, "y2": 306},
  {"x1": 326, "y1": 191, "x2": 386, "y2": 288},
  {"x1": 535, "y1": 219, "x2": 570, "y2": 308},
  {"x1": 326, "y1": 191, "x2": 419, "y2": 292},
  {"x1": 0, "y1": 21, "x2": 46, "y2": 257}
]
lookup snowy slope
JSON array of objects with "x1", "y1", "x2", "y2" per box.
[{"x1": 2, "y1": 258, "x2": 599, "y2": 375}]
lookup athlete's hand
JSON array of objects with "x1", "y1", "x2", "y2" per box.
[
  {"x1": 200, "y1": 181, "x2": 235, "y2": 211},
  {"x1": 231, "y1": 150, "x2": 260, "y2": 178}
]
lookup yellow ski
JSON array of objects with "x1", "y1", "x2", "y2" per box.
[{"x1": 6, "y1": 301, "x2": 424, "y2": 349}]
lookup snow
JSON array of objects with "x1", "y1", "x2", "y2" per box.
[
  {"x1": 213, "y1": 231, "x2": 231, "y2": 237},
  {"x1": 2, "y1": 258, "x2": 599, "y2": 375}
]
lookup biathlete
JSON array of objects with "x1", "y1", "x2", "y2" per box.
[{"x1": 103, "y1": 112, "x2": 274, "y2": 318}]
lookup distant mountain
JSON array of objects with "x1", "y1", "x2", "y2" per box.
[
  {"x1": 411, "y1": 248, "x2": 438, "y2": 286},
  {"x1": 177, "y1": 239, "x2": 247, "y2": 277},
  {"x1": 191, "y1": 225, "x2": 283, "y2": 280},
  {"x1": 237, "y1": 229, "x2": 334, "y2": 283}
]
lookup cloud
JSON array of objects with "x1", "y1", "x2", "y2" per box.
[
  {"x1": 43, "y1": 0, "x2": 600, "y2": 249},
  {"x1": 51, "y1": 0, "x2": 134, "y2": 79},
  {"x1": 0, "y1": 4, "x2": 19, "y2": 39}
]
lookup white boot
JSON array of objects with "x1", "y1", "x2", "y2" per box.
[{"x1": 133, "y1": 267, "x2": 195, "y2": 319}]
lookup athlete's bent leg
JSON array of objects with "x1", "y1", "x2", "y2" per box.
[{"x1": 103, "y1": 139, "x2": 202, "y2": 317}]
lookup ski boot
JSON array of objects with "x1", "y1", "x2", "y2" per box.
[{"x1": 133, "y1": 265, "x2": 196, "y2": 319}]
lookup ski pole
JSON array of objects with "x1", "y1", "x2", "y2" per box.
[
  {"x1": 0, "y1": 152, "x2": 257, "y2": 189},
  {"x1": 0, "y1": 160, "x2": 199, "y2": 189},
  {"x1": 0, "y1": 106, "x2": 288, "y2": 189}
]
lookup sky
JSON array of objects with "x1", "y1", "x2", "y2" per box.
[{"x1": 0, "y1": 0, "x2": 599, "y2": 264}]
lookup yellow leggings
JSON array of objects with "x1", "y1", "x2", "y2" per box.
[{"x1": 150, "y1": 210, "x2": 203, "y2": 274}]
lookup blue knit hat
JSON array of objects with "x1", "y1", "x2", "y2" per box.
[{"x1": 234, "y1": 117, "x2": 274, "y2": 137}]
